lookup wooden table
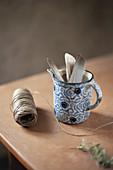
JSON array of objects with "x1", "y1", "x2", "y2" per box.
[{"x1": 0, "y1": 54, "x2": 113, "y2": 170}]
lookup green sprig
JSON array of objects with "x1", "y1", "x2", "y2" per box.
[{"x1": 77, "y1": 139, "x2": 113, "y2": 168}]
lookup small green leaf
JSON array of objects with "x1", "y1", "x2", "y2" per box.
[
  {"x1": 97, "y1": 147, "x2": 102, "y2": 155},
  {"x1": 95, "y1": 143, "x2": 101, "y2": 148},
  {"x1": 77, "y1": 145, "x2": 84, "y2": 150}
]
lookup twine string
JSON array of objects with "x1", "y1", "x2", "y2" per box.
[{"x1": 34, "y1": 91, "x2": 113, "y2": 136}]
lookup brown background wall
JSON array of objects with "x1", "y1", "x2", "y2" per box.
[{"x1": 0, "y1": 0, "x2": 113, "y2": 84}]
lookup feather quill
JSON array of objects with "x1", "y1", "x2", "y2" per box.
[
  {"x1": 47, "y1": 58, "x2": 64, "y2": 81},
  {"x1": 64, "y1": 53, "x2": 76, "y2": 82},
  {"x1": 69, "y1": 54, "x2": 85, "y2": 83}
]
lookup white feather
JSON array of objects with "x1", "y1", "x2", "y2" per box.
[
  {"x1": 64, "y1": 53, "x2": 76, "y2": 82},
  {"x1": 69, "y1": 55, "x2": 85, "y2": 83},
  {"x1": 47, "y1": 58, "x2": 64, "y2": 81}
]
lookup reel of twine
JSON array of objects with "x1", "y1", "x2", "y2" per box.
[{"x1": 11, "y1": 88, "x2": 38, "y2": 127}]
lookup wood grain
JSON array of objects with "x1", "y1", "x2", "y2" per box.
[{"x1": 0, "y1": 54, "x2": 113, "y2": 170}]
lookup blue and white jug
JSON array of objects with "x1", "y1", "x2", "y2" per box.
[{"x1": 48, "y1": 69, "x2": 102, "y2": 124}]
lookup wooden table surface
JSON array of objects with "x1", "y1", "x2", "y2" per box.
[{"x1": 0, "y1": 54, "x2": 113, "y2": 170}]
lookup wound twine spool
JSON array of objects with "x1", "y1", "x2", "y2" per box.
[{"x1": 11, "y1": 88, "x2": 38, "y2": 127}]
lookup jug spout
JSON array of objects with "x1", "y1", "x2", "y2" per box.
[{"x1": 47, "y1": 68, "x2": 66, "y2": 81}]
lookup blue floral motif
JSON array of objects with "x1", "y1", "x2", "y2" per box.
[{"x1": 48, "y1": 69, "x2": 102, "y2": 124}]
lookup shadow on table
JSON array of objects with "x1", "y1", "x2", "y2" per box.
[
  {"x1": 24, "y1": 108, "x2": 113, "y2": 138},
  {"x1": 62, "y1": 111, "x2": 113, "y2": 138},
  {"x1": 24, "y1": 107, "x2": 58, "y2": 134},
  {"x1": 81, "y1": 111, "x2": 113, "y2": 131}
]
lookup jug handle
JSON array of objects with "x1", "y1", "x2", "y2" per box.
[{"x1": 86, "y1": 81, "x2": 102, "y2": 110}]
